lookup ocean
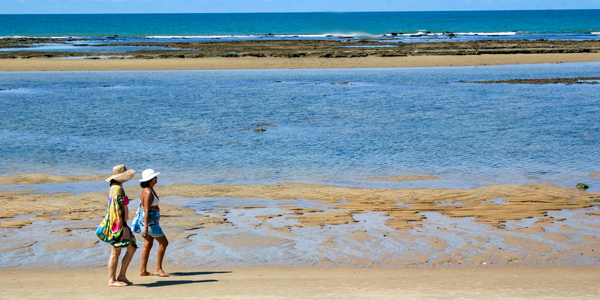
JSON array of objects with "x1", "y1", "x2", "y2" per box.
[
  {"x1": 1, "y1": 10, "x2": 599, "y2": 190},
  {"x1": 1, "y1": 63, "x2": 599, "y2": 190},
  {"x1": 1, "y1": 11, "x2": 600, "y2": 270},
  {"x1": 1, "y1": 10, "x2": 599, "y2": 42}
]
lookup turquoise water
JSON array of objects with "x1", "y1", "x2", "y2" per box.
[
  {"x1": 1, "y1": 63, "x2": 599, "y2": 189},
  {"x1": 1, "y1": 10, "x2": 599, "y2": 39}
]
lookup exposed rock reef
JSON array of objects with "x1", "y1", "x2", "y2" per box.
[
  {"x1": 461, "y1": 77, "x2": 600, "y2": 85},
  {"x1": 1, "y1": 38, "x2": 599, "y2": 59}
]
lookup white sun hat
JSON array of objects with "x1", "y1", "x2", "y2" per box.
[{"x1": 139, "y1": 169, "x2": 160, "y2": 182}]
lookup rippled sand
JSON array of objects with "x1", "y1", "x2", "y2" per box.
[{"x1": 1, "y1": 173, "x2": 599, "y2": 269}]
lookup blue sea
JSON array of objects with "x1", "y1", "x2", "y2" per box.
[
  {"x1": 0, "y1": 10, "x2": 599, "y2": 42},
  {"x1": 1, "y1": 63, "x2": 599, "y2": 190},
  {"x1": 1, "y1": 10, "x2": 599, "y2": 190}
]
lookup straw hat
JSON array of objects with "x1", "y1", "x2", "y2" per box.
[
  {"x1": 139, "y1": 169, "x2": 160, "y2": 182},
  {"x1": 105, "y1": 165, "x2": 136, "y2": 182}
]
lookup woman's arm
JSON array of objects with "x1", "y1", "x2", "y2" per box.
[{"x1": 123, "y1": 205, "x2": 129, "y2": 222}]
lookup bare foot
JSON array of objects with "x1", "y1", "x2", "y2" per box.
[
  {"x1": 140, "y1": 271, "x2": 154, "y2": 276},
  {"x1": 108, "y1": 281, "x2": 127, "y2": 287},
  {"x1": 155, "y1": 270, "x2": 170, "y2": 277},
  {"x1": 117, "y1": 276, "x2": 133, "y2": 285}
]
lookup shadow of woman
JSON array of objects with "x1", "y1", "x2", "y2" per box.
[
  {"x1": 170, "y1": 271, "x2": 232, "y2": 277},
  {"x1": 136, "y1": 279, "x2": 218, "y2": 287}
]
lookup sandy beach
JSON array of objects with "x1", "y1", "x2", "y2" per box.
[
  {"x1": 2, "y1": 266, "x2": 599, "y2": 299},
  {"x1": 2, "y1": 7, "x2": 600, "y2": 299},
  {"x1": 2, "y1": 39, "x2": 600, "y2": 298},
  {"x1": 1, "y1": 53, "x2": 600, "y2": 71}
]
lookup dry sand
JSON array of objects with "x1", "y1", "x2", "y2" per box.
[
  {"x1": 2, "y1": 53, "x2": 600, "y2": 71},
  {"x1": 1, "y1": 266, "x2": 599, "y2": 299}
]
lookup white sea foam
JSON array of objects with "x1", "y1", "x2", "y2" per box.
[
  {"x1": 453, "y1": 32, "x2": 517, "y2": 36},
  {"x1": 591, "y1": 32, "x2": 600, "y2": 35},
  {"x1": 146, "y1": 35, "x2": 245, "y2": 39},
  {"x1": 144, "y1": 33, "x2": 357, "y2": 39},
  {"x1": 382, "y1": 31, "x2": 518, "y2": 37},
  {"x1": 0, "y1": 35, "x2": 93, "y2": 39}
]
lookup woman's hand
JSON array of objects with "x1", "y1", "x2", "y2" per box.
[{"x1": 142, "y1": 229, "x2": 148, "y2": 238}]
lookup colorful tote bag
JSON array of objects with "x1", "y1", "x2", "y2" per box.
[{"x1": 132, "y1": 203, "x2": 142, "y2": 234}]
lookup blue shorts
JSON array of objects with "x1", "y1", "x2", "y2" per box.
[
  {"x1": 146, "y1": 224, "x2": 164, "y2": 238},
  {"x1": 140, "y1": 209, "x2": 164, "y2": 238}
]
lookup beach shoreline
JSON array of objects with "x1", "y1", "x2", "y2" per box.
[
  {"x1": 2, "y1": 265, "x2": 599, "y2": 299},
  {"x1": 2, "y1": 53, "x2": 600, "y2": 71}
]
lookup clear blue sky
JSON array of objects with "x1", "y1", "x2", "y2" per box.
[{"x1": 1, "y1": 0, "x2": 599, "y2": 14}]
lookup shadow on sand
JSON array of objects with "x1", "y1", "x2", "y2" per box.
[
  {"x1": 135, "y1": 271, "x2": 232, "y2": 287},
  {"x1": 136, "y1": 279, "x2": 218, "y2": 287},
  {"x1": 170, "y1": 271, "x2": 232, "y2": 277}
]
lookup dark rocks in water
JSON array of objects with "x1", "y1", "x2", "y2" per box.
[
  {"x1": 101, "y1": 85, "x2": 114, "y2": 88},
  {"x1": 278, "y1": 52, "x2": 307, "y2": 58},
  {"x1": 2, "y1": 38, "x2": 599, "y2": 62},
  {"x1": 380, "y1": 52, "x2": 408, "y2": 57},
  {"x1": 390, "y1": 33, "x2": 398, "y2": 36},
  {"x1": 220, "y1": 53, "x2": 239, "y2": 58},
  {"x1": 184, "y1": 53, "x2": 205, "y2": 58},
  {"x1": 239, "y1": 123, "x2": 277, "y2": 132},
  {"x1": 242, "y1": 52, "x2": 266, "y2": 57},
  {"x1": 349, "y1": 52, "x2": 368, "y2": 58},
  {"x1": 460, "y1": 77, "x2": 600, "y2": 85},
  {"x1": 576, "y1": 183, "x2": 589, "y2": 191}
]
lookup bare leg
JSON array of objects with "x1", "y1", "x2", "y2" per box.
[
  {"x1": 154, "y1": 235, "x2": 169, "y2": 277},
  {"x1": 140, "y1": 235, "x2": 154, "y2": 276},
  {"x1": 117, "y1": 242, "x2": 136, "y2": 285},
  {"x1": 108, "y1": 246, "x2": 126, "y2": 287}
]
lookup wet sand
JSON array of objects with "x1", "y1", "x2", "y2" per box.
[
  {"x1": 2, "y1": 266, "x2": 599, "y2": 299},
  {"x1": 2, "y1": 53, "x2": 600, "y2": 71},
  {"x1": 1, "y1": 173, "x2": 599, "y2": 269}
]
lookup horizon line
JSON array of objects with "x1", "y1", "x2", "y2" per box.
[{"x1": 1, "y1": 8, "x2": 599, "y2": 15}]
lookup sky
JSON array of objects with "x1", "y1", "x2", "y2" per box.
[{"x1": 1, "y1": 0, "x2": 599, "y2": 14}]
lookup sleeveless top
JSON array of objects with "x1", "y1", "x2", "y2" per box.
[{"x1": 147, "y1": 188, "x2": 160, "y2": 206}]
